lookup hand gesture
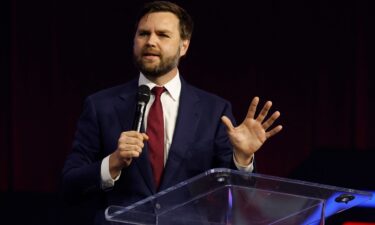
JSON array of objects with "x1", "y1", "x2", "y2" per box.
[{"x1": 221, "y1": 97, "x2": 282, "y2": 165}]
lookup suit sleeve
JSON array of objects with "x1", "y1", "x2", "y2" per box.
[
  {"x1": 212, "y1": 101, "x2": 238, "y2": 169},
  {"x1": 61, "y1": 96, "x2": 105, "y2": 201}
]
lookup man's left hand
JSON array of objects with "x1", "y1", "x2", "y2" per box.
[{"x1": 221, "y1": 96, "x2": 283, "y2": 165}]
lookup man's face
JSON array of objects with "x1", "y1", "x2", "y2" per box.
[{"x1": 133, "y1": 12, "x2": 189, "y2": 78}]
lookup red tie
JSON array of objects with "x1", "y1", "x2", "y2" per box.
[{"x1": 147, "y1": 86, "x2": 165, "y2": 189}]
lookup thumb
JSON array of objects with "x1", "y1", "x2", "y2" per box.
[
  {"x1": 221, "y1": 116, "x2": 235, "y2": 132},
  {"x1": 141, "y1": 133, "x2": 149, "y2": 141}
]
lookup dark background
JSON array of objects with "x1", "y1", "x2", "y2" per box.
[{"x1": 1, "y1": 0, "x2": 374, "y2": 224}]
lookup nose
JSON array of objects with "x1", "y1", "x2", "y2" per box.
[{"x1": 146, "y1": 33, "x2": 158, "y2": 47}]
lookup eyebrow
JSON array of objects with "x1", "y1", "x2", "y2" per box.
[
  {"x1": 137, "y1": 28, "x2": 173, "y2": 35},
  {"x1": 156, "y1": 30, "x2": 172, "y2": 35}
]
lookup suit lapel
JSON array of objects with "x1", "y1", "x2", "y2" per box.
[
  {"x1": 114, "y1": 78, "x2": 156, "y2": 194},
  {"x1": 160, "y1": 80, "x2": 201, "y2": 189},
  {"x1": 114, "y1": 79, "x2": 138, "y2": 132}
]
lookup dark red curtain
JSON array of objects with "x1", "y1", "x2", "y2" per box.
[{"x1": 1, "y1": 0, "x2": 374, "y2": 192}]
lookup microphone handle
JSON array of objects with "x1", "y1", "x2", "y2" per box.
[{"x1": 133, "y1": 102, "x2": 146, "y2": 132}]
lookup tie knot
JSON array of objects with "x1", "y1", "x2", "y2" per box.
[{"x1": 152, "y1": 86, "x2": 165, "y2": 98}]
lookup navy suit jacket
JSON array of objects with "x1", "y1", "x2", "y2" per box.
[{"x1": 62, "y1": 77, "x2": 238, "y2": 224}]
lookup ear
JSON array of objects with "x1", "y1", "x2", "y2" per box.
[{"x1": 179, "y1": 39, "x2": 190, "y2": 57}]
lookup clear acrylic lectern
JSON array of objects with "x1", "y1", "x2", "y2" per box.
[{"x1": 105, "y1": 168, "x2": 372, "y2": 225}]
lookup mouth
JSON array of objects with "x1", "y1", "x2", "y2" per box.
[
  {"x1": 142, "y1": 51, "x2": 160, "y2": 57},
  {"x1": 141, "y1": 52, "x2": 160, "y2": 61}
]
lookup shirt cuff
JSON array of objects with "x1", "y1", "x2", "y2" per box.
[
  {"x1": 100, "y1": 155, "x2": 121, "y2": 190},
  {"x1": 233, "y1": 153, "x2": 254, "y2": 172}
]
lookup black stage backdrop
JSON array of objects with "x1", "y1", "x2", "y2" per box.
[{"x1": 1, "y1": 0, "x2": 375, "y2": 223}]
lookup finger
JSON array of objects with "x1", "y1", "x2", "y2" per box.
[
  {"x1": 118, "y1": 134, "x2": 146, "y2": 148},
  {"x1": 266, "y1": 125, "x2": 283, "y2": 139},
  {"x1": 119, "y1": 136, "x2": 145, "y2": 147},
  {"x1": 120, "y1": 149, "x2": 141, "y2": 159},
  {"x1": 121, "y1": 131, "x2": 145, "y2": 140},
  {"x1": 256, "y1": 101, "x2": 272, "y2": 122},
  {"x1": 141, "y1": 133, "x2": 149, "y2": 141},
  {"x1": 118, "y1": 143, "x2": 143, "y2": 153},
  {"x1": 262, "y1": 111, "x2": 281, "y2": 130},
  {"x1": 119, "y1": 132, "x2": 146, "y2": 147},
  {"x1": 221, "y1": 116, "x2": 235, "y2": 132},
  {"x1": 246, "y1": 97, "x2": 259, "y2": 119}
]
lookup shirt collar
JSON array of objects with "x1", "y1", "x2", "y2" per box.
[{"x1": 138, "y1": 72, "x2": 181, "y2": 101}]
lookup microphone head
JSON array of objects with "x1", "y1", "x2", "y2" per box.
[{"x1": 137, "y1": 85, "x2": 151, "y2": 104}]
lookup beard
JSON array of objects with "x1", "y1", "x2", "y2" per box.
[{"x1": 134, "y1": 46, "x2": 181, "y2": 78}]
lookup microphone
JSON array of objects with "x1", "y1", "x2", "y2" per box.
[{"x1": 133, "y1": 85, "x2": 151, "y2": 132}]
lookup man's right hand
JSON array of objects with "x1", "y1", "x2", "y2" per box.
[{"x1": 109, "y1": 131, "x2": 149, "y2": 179}]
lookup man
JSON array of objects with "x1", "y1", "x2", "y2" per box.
[{"x1": 62, "y1": 1, "x2": 282, "y2": 224}]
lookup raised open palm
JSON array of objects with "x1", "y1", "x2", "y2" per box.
[{"x1": 221, "y1": 97, "x2": 282, "y2": 164}]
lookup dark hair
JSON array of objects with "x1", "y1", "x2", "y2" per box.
[{"x1": 136, "y1": 1, "x2": 194, "y2": 40}]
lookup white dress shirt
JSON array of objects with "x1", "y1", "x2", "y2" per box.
[{"x1": 100, "y1": 72, "x2": 253, "y2": 189}]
